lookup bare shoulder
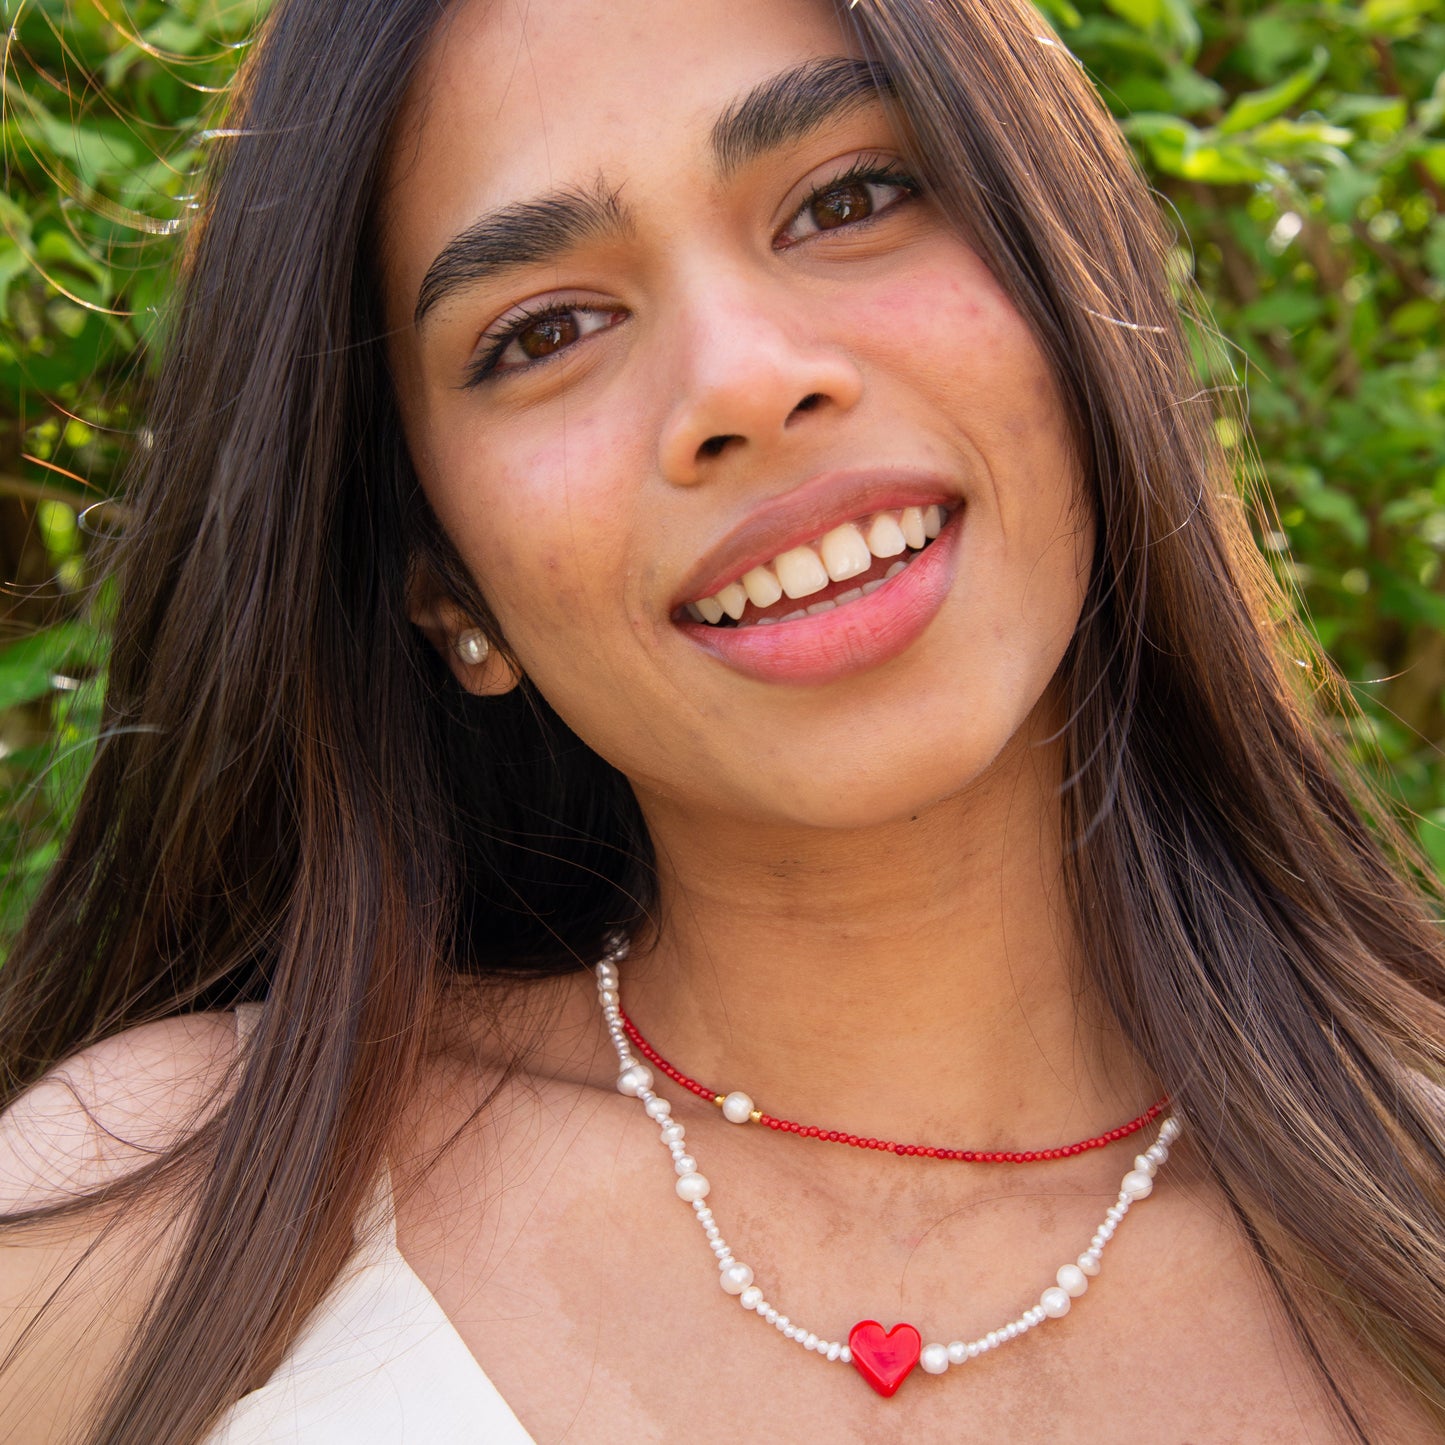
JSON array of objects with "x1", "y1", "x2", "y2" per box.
[
  {"x1": 0, "y1": 1010, "x2": 245, "y2": 1444},
  {"x1": 0, "y1": 1009, "x2": 241, "y2": 1211}
]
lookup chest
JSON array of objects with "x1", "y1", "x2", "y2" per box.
[{"x1": 390, "y1": 1087, "x2": 1350, "y2": 1444}]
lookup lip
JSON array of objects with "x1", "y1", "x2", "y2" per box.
[
  {"x1": 677, "y1": 506, "x2": 962, "y2": 685},
  {"x1": 672, "y1": 468, "x2": 960, "y2": 609}
]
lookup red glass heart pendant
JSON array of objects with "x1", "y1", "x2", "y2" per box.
[{"x1": 848, "y1": 1319, "x2": 922, "y2": 1397}]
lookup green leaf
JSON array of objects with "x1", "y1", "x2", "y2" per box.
[
  {"x1": 1237, "y1": 289, "x2": 1328, "y2": 331},
  {"x1": 1322, "y1": 166, "x2": 1379, "y2": 222},
  {"x1": 1162, "y1": 62, "x2": 1226, "y2": 116},
  {"x1": 1123, "y1": 114, "x2": 1273, "y2": 183},
  {"x1": 1101, "y1": 0, "x2": 1200, "y2": 56},
  {"x1": 1219, "y1": 48, "x2": 1328, "y2": 135},
  {"x1": 0, "y1": 623, "x2": 101, "y2": 713},
  {"x1": 1361, "y1": 0, "x2": 1439, "y2": 37},
  {"x1": 1298, "y1": 486, "x2": 1370, "y2": 549},
  {"x1": 1033, "y1": 0, "x2": 1084, "y2": 29},
  {"x1": 1418, "y1": 810, "x2": 1445, "y2": 878},
  {"x1": 1389, "y1": 299, "x2": 1442, "y2": 338}
]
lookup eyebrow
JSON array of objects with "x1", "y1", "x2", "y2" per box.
[
  {"x1": 414, "y1": 182, "x2": 629, "y2": 326},
  {"x1": 709, "y1": 56, "x2": 895, "y2": 178},
  {"x1": 412, "y1": 56, "x2": 894, "y2": 329}
]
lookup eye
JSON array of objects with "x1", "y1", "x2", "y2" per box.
[
  {"x1": 777, "y1": 163, "x2": 922, "y2": 249},
  {"x1": 467, "y1": 302, "x2": 626, "y2": 386}
]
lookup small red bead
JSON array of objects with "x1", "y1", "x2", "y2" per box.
[{"x1": 618, "y1": 1007, "x2": 1168, "y2": 1166}]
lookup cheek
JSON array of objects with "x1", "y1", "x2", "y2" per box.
[
  {"x1": 424, "y1": 408, "x2": 647, "y2": 623},
  {"x1": 851, "y1": 261, "x2": 1054, "y2": 420}
]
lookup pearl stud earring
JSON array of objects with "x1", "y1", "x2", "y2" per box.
[{"x1": 453, "y1": 629, "x2": 490, "y2": 665}]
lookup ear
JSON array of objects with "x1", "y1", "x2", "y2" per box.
[{"x1": 407, "y1": 571, "x2": 520, "y2": 697}]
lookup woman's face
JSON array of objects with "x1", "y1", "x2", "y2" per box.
[{"x1": 381, "y1": 0, "x2": 1091, "y2": 830}]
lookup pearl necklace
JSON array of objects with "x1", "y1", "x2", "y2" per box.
[{"x1": 596, "y1": 939, "x2": 1182, "y2": 1398}]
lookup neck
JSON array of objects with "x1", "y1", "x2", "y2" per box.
[{"x1": 624, "y1": 735, "x2": 1150, "y2": 1148}]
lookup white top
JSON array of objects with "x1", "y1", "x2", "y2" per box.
[{"x1": 206, "y1": 1009, "x2": 535, "y2": 1444}]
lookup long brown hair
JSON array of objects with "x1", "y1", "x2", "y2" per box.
[{"x1": 2, "y1": 0, "x2": 1442, "y2": 1439}]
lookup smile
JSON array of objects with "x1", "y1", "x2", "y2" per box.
[{"x1": 681, "y1": 505, "x2": 949, "y2": 628}]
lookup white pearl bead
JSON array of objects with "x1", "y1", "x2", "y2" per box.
[
  {"x1": 598, "y1": 988, "x2": 618, "y2": 1008},
  {"x1": 827, "y1": 1342, "x2": 842, "y2": 1362},
  {"x1": 1040, "y1": 1287, "x2": 1072, "y2": 1318},
  {"x1": 674, "y1": 1155, "x2": 698, "y2": 1175},
  {"x1": 1077, "y1": 1252, "x2": 1101, "y2": 1277},
  {"x1": 1146, "y1": 1143, "x2": 1168, "y2": 1165},
  {"x1": 840, "y1": 1347, "x2": 852, "y2": 1365},
  {"x1": 675, "y1": 1172, "x2": 710, "y2": 1202},
  {"x1": 660, "y1": 1123, "x2": 685, "y2": 1144},
  {"x1": 739, "y1": 1285, "x2": 762, "y2": 1309},
  {"x1": 1135, "y1": 1153, "x2": 1157, "y2": 1177},
  {"x1": 1056, "y1": 1264, "x2": 1089, "y2": 1297},
  {"x1": 721, "y1": 1090, "x2": 755, "y2": 1124},
  {"x1": 720, "y1": 1262, "x2": 754, "y2": 1295},
  {"x1": 616, "y1": 1064, "x2": 653, "y2": 1096},
  {"x1": 1160, "y1": 1118, "x2": 1181, "y2": 1144},
  {"x1": 776, "y1": 1316, "x2": 790, "y2": 1331},
  {"x1": 804, "y1": 1332, "x2": 818, "y2": 1350},
  {"x1": 1121, "y1": 1169, "x2": 1154, "y2": 1200},
  {"x1": 644, "y1": 1097, "x2": 672, "y2": 1119},
  {"x1": 920, "y1": 1343, "x2": 949, "y2": 1375}
]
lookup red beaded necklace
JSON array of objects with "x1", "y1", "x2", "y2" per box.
[{"x1": 620, "y1": 1008, "x2": 1167, "y2": 1162}]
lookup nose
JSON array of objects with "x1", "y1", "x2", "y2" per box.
[{"x1": 656, "y1": 274, "x2": 864, "y2": 486}]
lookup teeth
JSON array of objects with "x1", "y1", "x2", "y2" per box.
[
  {"x1": 818, "y1": 523, "x2": 872, "y2": 583},
  {"x1": 741, "y1": 566, "x2": 783, "y2": 609},
  {"x1": 779, "y1": 609, "x2": 808, "y2": 623},
  {"x1": 885, "y1": 560, "x2": 907, "y2": 579},
  {"x1": 866, "y1": 513, "x2": 908, "y2": 558},
  {"x1": 806, "y1": 598, "x2": 836, "y2": 615},
  {"x1": 774, "y1": 545, "x2": 830, "y2": 600},
  {"x1": 716, "y1": 581, "x2": 748, "y2": 621},
  {"x1": 685, "y1": 503, "x2": 952, "y2": 623},
  {"x1": 834, "y1": 586, "x2": 863, "y2": 605}
]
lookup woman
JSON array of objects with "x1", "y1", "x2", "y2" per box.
[{"x1": 2, "y1": 0, "x2": 1442, "y2": 1439}]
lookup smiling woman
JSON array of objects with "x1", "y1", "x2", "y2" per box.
[{"x1": 1, "y1": 1, "x2": 1443, "y2": 1442}]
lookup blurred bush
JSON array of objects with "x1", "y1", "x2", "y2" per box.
[
  {"x1": 0, "y1": 0, "x2": 264, "y2": 931},
  {"x1": 0, "y1": 0, "x2": 1441, "y2": 930},
  {"x1": 1051, "y1": 0, "x2": 1445, "y2": 868}
]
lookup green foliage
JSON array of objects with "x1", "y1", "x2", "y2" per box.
[
  {"x1": 1053, "y1": 0, "x2": 1445, "y2": 842},
  {"x1": 0, "y1": 0, "x2": 1441, "y2": 929},
  {"x1": 0, "y1": 0, "x2": 265, "y2": 928}
]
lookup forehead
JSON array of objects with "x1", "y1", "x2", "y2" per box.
[{"x1": 380, "y1": 0, "x2": 853, "y2": 308}]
